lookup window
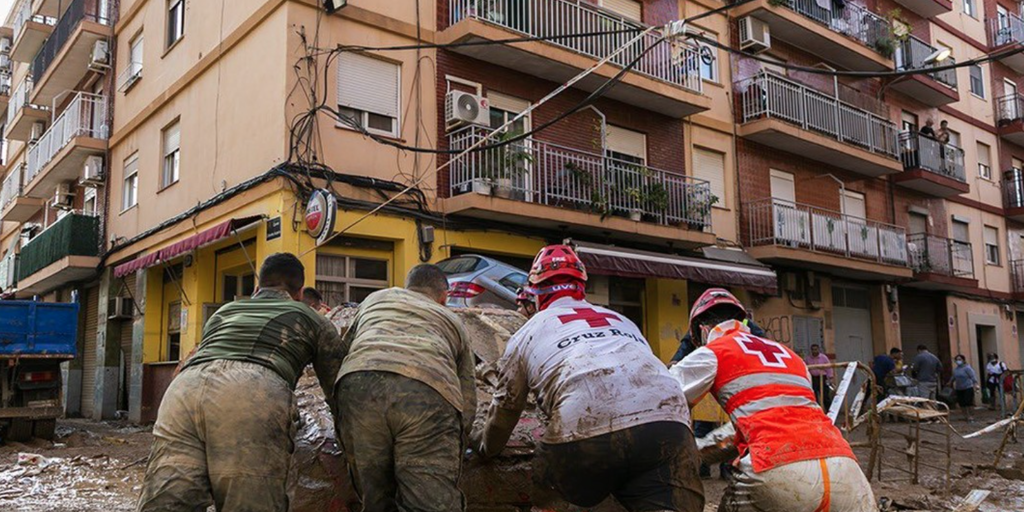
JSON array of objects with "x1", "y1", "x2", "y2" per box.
[
  {"x1": 166, "y1": 301, "x2": 181, "y2": 361},
  {"x1": 964, "y1": 0, "x2": 976, "y2": 18},
  {"x1": 337, "y1": 53, "x2": 400, "y2": 137},
  {"x1": 901, "y1": 110, "x2": 918, "y2": 133},
  {"x1": 970, "y1": 64, "x2": 985, "y2": 97},
  {"x1": 693, "y1": 147, "x2": 726, "y2": 206},
  {"x1": 497, "y1": 272, "x2": 527, "y2": 293},
  {"x1": 599, "y1": 0, "x2": 642, "y2": 21},
  {"x1": 841, "y1": 190, "x2": 866, "y2": 219},
  {"x1": 123, "y1": 35, "x2": 143, "y2": 90},
  {"x1": 167, "y1": 0, "x2": 184, "y2": 48},
  {"x1": 977, "y1": 141, "x2": 992, "y2": 179},
  {"x1": 985, "y1": 225, "x2": 1001, "y2": 265},
  {"x1": 161, "y1": 120, "x2": 180, "y2": 188},
  {"x1": 769, "y1": 169, "x2": 795, "y2": 202},
  {"x1": 487, "y1": 92, "x2": 530, "y2": 134},
  {"x1": 315, "y1": 254, "x2": 389, "y2": 305},
  {"x1": 605, "y1": 125, "x2": 646, "y2": 164},
  {"x1": 122, "y1": 153, "x2": 138, "y2": 211},
  {"x1": 83, "y1": 187, "x2": 97, "y2": 216},
  {"x1": 948, "y1": 129, "x2": 961, "y2": 148},
  {"x1": 222, "y1": 272, "x2": 255, "y2": 302},
  {"x1": 909, "y1": 211, "x2": 928, "y2": 234},
  {"x1": 687, "y1": 30, "x2": 719, "y2": 83}
]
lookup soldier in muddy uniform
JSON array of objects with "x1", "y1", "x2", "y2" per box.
[
  {"x1": 136, "y1": 253, "x2": 348, "y2": 512},
  {"x1": 334, "y1": 263, "x2": 475, "y2": 512},
  {"x1": 473, "y1": 244, "x2": 704, "y2": 512}
]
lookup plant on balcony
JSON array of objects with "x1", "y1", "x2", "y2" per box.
[
  {"x1": 872, "y1": 36, "x2": 897, "y2": 59},
  {"x1": 683, "y1": 191, "x2": 718, "y2": 231},
  {"x1": 625, "y1": 174, "x2": 670, "y2": 222},
  {"x1": 476, "y1": 130, "x2": 532, "y2": 199},
  {"x1": 887, "y1": 9, "x2": 911, "y2": 43}
]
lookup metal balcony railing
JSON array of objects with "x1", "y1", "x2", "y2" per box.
[
  {"x1": 448, "y1": 0, "x2": 703, "y2": 94},
  {"x1": 1005, "y1": 167, "x2": 1024, "y2": 209},
  {"x1": 17, "y1": 212, "x2": 100, "y2": 281},
  {"x1": 997, "y1": 93, "x2": 1024, "y2": 125},
  {"x1": 12, "y1": 0, "x2": 55, "y2": 43},
  {"x1": 895, "y1": 36, "x2": 957, "y2": 89},
  {"x1": 5, "y1": 78, "x2": 48, "y2": 128},
  {"x1": 737, "y1": 72, "x2": 901, "y2": 158},
  {"x1": 775, "y1": 0, "x2": 891, "y2": 56},
  {"x1": 0, "y1": 70, "x2": 11, "y2": 97},
  {"x1": 745, "y1": 198, "x2": 909, "y2": 266},
  {"x1": 898, "y1": 132, "x2": 966, "y2": 182},
  {"x1": 448, "y1": 125, "x2": 714, "y2": 230},
  {"x1": 0, "y1": 165, "x2": 23, "y2": 211},
  {"x1": 32, "y1": 0, "x2": 111, "y2": 85},
  {"x1": 1012, "y1": 259, "x2": 1024, "y2": 294},
  {"x1": 990, "y1": 13, "x2": 1024, "y2": 47},
  {"x1": 117, "y1": 61, "x2": 142, "y2": 92},
  {"x1": 908, "y1": 233, "x2": 974, "y2": 278},
  {"x1": 25, "y1": 92, "x2": 107, "y2": 185}
]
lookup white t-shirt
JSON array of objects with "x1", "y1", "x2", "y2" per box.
[{"x1": 492, "y1": 296, "x2": 691, "y2": 444}]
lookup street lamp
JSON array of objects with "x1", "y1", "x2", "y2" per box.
[
  {"x1": 924, "y1": 47, "x2": 952, "y2": 65},
  {"x1": 324, "y1": 0, "x2": 347, "y2": 14}
]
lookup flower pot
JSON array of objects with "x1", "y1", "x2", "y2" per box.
[
  {"x1": 495, "y1": 178, "x2": 514, "y2": 199},
  {"x1": 629, "y1": 209, "x2": 643, "y2": 222},
  {"x1": 473, "y1": 180, "x2": 493, "y2": 196}
]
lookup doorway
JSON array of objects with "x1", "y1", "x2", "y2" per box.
[
  {"x1": 976, "y1": 324, "x2": 998, "y2": 378},
  {"x1": 832, "y1": 284, "x2": 874, "y2": 364}
]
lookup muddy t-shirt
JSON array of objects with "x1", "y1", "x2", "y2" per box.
[{"x1": 483, "y1": 297, "x2": 690, "y2": 449}]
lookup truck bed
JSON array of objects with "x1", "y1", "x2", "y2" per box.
[{"x1": 0, "y1": 300, "x2": 78, "y2": 357}]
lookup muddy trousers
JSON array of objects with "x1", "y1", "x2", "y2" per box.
[
  {"x1": 719, "y1": 455, "x2": 875, "y2": 512},
  {"x1": 335, "y1": 371, "x2": 465, "y2": 512},
  {"x1": 533, "y1": 421, "x2": 705, "y2": 512},
  {"x1": 136, "y1": 360, "x2": 296, "y2": 512}
]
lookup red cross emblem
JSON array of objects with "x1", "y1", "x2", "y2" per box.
[
  {"x1": 557, "y1": 308, "x2": 621, "y2": 328},
  {"x1": 735, "y1": 333, "x2": 791, "y2": 368}
]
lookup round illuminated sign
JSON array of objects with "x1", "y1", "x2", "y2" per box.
[{"x1": 305, "y1": 189, "x2": 337, "y2": 245}]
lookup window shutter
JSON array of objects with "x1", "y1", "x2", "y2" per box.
[
  {"x1": 769, "y1": 169, "x2": 795, "y2": 202},
  {"x1": 606, "y1": 125, "x2": 646, "y2": 161},
  {"x1": 163, "y1": 122, "x2": 180, "y2": 155},
  {"x1": 977, "y1": 142, "x2": 990, "y2": 166},
  {"x1": 985, "y1": 226, "x2": 998, "y2": 246},
  {"x1": 693, "y1": 148, "x2": 725, "y2": 204},
  {"x1": 124, "y1": 154, "x2": 139, "y2": 175},
  {"x1": 338, "y1": 53, "x2": 400, "y2": 118},
  {"x1": 600, "y1": 0, "x2": 642, "y2": 20}
]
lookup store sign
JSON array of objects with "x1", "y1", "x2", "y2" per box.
[
  {"x1": 266, "y1": 217, "x2": 282, "y2": 241},
  {"x1": 305, "y1": 189, "x2": 337, "y2": 246}
]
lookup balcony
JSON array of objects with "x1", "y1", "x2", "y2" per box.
[
  {"x1": 731, "y1": 0, "x2": 892, "y2": 71},
  {"x1": 744, "y1": 198, "x2": 911, "y2": 279},
  {"x1": 907, "y1": 233, "x2": 977, "y2": 291},
  {"x1": 895, "y1": 132, "x2": 968, "y2": 197},
  {"x1": 891, "y1": 36, "x2": 958, "y2": 107},
  {"x1": 30, "y1": 0, "x2": 112, "y2": 106},
  {"x1": 891, "y1": 0, "x2": 951, "y2": 18},
  {"x1": 22, "y1": 92, "x2": 107, "y2": 200},
  {"x1": 996, "y1": 93, "x2": 1024, "y2": 146},
  {"x1": 1004, "y1": 168, "x2": 1024, "y2": 221},
  {"x1": 444, "y1": 126, "x2": 716, "y2": 248},
  {"x1": 4, "y1": 78, "x2": 50, "y2": 142},
  {"x1": 1011, "y1": 259, "x2": 1024, "y2": 300},
  {"x1": 441, "y1": 0, "x2": 710, "y2": 118},
  {"x1": 33, "y1": 0, "x2": 73, "y2": 19},
  {"x1": 0, "y1": 164, "x2": 44, "y2": 222},
  {"x1": 736, "y1": 72, "x2": 902, "y2": 177},
  {"x1": 9, "y1": 0, "x2": 54, "y2": 63},
  {"x1": 990, "y1": 15, "x2": 1024, "y2": 73},
  {"x1": 16, "y1": 212, "x2": 99, "y2": 296}
]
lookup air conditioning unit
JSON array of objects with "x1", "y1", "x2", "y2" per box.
[
  {"x1": 445, "y1": 90, "x2": 490, "y2": 131},
  {"x1": 0, "y1": 38, "x2": 10, "y2": 54},
  {"x1": 52, "y1": 182, "x2": 74, "y2": 210},
  {"x1": 29, "y1": 121, "x2": 45, "y2": 142},
  {"x1": 89, "y1": 40, "x2": 109, "y2": 70},
  {"x1": 80, "y1": 155, "x2": 104, "y2": 186},
  {"x1": 739, "y1": 16, "x2": 771, "y2": 54},
  {"x1": 108, "y1": 296, "x2": 134, "y2": 320}
]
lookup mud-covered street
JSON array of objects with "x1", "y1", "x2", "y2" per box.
[{"x1": 1, "y1": 407, "x2": 1024, "y2": 512}]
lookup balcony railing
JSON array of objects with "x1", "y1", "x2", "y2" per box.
[
  {"x1": 775, "y1": 0, "x2": 890, "y2": 56},
  {"x1": 908, "y1": 233, "x2": 974, "y2": 279},
  {"x1": 898, "y1": 132, "x2": 966, "y2": 182},
  {"x1": 17, "y1": 212, "x2": 99, "y2": 281},
  {"x1": 895, "y1": 36, "x2": 957, "y2": 89},
  {"x1": 117, "y1": 61, "x2": 142, "y2": 92},
  {"x1": 990, "y1": 14, "x2": 1024, "y2": 47},
  {"x1": 6, "y1": 78, "x2": 46, "y2": 128},
  {"x1": 0, "y1": 70, "x2": 10, "y2": 97},
  {"x1": 1, "y1": 165, "x2": 23, "y2": 211},
  {"x1": 32, "y1": 0, "x2": 111, "y2": 85},
  {"x1": 25, "y1": 92, "x2": 107, "y2": 185},
  {"x1": 1012, "y1": 259, "x2": 1024, "y2": 294},
  {"x1": 448, "y1": 0, "x2": 702, "y2": 93},
  {"x1": 1005, "y1": 167, "x2": 1024, "y2": 210},
  {"x1": 997, "y1": 93, "x2": 1024, "y2": 125},
  {"x1": 745, "y1": 198, "x2": 908, "y2": 266},
  {"x1": 12, "y1": 0, "x2": 55, "y2": 43},
  {"x1": 737, "y1": 72, "x2": 900, "y2": 158},
  {"x1": 448, "y1": 125, "x2": 714, "y2": 230}
]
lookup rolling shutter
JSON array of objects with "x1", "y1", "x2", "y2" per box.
[
  {"x1": 81, "y1": 288, "x2": 100, "y2": 418},
  {"x1": 337, "y1": 53, "x2": 400, "y2": 118},
  {"x1": 606, "y1": 125, "x2": 646, "y2": 161},
  {"x1": 600, "y1": 0, "x2": 642, "y2": 20},
  {"x1": 693, "y1": 148, "x2": 726, "y2": 205},
  {"x1": 899, "y1": 292, "x2": 939, "y2": 355}
]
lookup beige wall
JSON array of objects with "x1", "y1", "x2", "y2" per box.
[
  {"x1": 947, "y1": 202, "x2": 1012, "y2": 293},
  {"x1": 946, "y1": 295, "x2": 1020, "y2": 369},
  {"x1": 932, "y1": 25, "x2": 993, "y2": 126},
  {"x1": 936, "y1": 1, "x2": 988, "y2": 48}
]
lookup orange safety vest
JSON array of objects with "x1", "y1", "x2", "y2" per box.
[{"x1": 707, "y1": 326, "x2": 855, "y2": 473}]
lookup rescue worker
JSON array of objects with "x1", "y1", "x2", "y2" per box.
[
  {"x1": 301, "y1": 286, "x2": 331, "y2": 315},
  {"x1": 334, "y1": 263, "x2": 475, "y2": 512},
  {"x1": 514, "y1": 287, "x2": 536, "y2": 318},
  {"x1": 473, "y1": 244, "x2": 704, "y2": 512},
  {"x1": 137, "y1": 253, "x2": 348, "y2": 512},
  {"x1": 671, "y1": 288, "x2": 875, "y2": 512}
]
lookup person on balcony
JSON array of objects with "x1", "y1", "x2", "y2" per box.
[
  {"x1": 919, "y1": 118, "x2": 937, "y2": 139},
  {"x1": 936, "y1": 120, "x2": 951, "y2": 144}
]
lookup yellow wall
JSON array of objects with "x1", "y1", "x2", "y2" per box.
[{"x1": 644, "y1": 277, "x2": 689, "y2": 361}]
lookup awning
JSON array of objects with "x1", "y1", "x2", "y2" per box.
[
  {"x1": 574, "y1": 242, "x2": 778, "y2": 295},
  {"x1": 114, "y1": 216, "x2": 262, "y2": 278}
]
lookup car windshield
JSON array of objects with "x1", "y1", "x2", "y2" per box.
[{"x1": 437, "y1": 256, "x2": 486, "y2": 275}]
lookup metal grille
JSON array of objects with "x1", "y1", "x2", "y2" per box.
[
  {"x1": 907, "y1": 233, "x2": 974, "y2": 278},
  {"x1": 898, "y1": 132, "x2": 966, "y2": 182}
]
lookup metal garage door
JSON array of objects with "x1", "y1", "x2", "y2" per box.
[
  {"x1": 80, "y1": 288, "x2": 99, "y2": 418},
  {"x1": 832, "y1": 284, "x2": 874, "y2": 365},
  {"x1": 900, "y1": 292, "x2": 939, "y2": 355}
]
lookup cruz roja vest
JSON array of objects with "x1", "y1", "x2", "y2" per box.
[{"x1": 704, "y1": 321, "x2": 854, "y2": 472}]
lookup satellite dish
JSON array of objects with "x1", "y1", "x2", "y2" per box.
[{"x1": 457, "y1": 95, "x2": 480, "y2": 120}]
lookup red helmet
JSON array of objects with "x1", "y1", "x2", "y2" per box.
[
  {"x1": 528, "y1": 245, "x2": 587, "y2": 285},
  {"x1": 689, "y1": 288, "x2": 746, "y2": 337}
]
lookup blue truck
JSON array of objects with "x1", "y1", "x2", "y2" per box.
[{"x1": 0, "y1": 301, "x2": 79, "y2": 442}]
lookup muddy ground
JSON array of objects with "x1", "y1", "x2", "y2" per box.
[{"x1": 1, "y1": 408, "x2": 1023, "y2": 511}]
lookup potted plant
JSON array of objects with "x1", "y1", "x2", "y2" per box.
[
  {"x1": 644, "y1": 181, "x2": 670, "y2": 221},
  {"x1": 625, "y1": 186, "x2": 644, "y2": 221},
  {"x1": 476, "y1": 130, "x2": 532, "y2": 198},
  {"x1": 684, "y1": 190, "x2": 719, "y2": 231}
]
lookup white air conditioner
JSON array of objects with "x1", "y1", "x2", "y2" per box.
[
  {"x1": 739, "y1": 16, "x2": 771, "y2": 54},
  {"x1": 29, "y1": 121, "x2": 45, "y2": 142},
  {"x1": 80, "y1": 155, "x2": 104, "y2": 186},
  {"x1": 53, "y1": 182, "x2": 74, "y2": 210},
  {"x1": 445, "y1": 90, "x2": 490, "y2": 131},
  {"x1": 0, "y1": 38, "x2": 11, "y2": 54},
  {"x1": 0, "y1": 55, "x2": 10, "y2": 70},
  {"x1": 108, "y1": 296, "x2": 134, "y2": 320},
  {"x1": 89, "y1": 40, "x2": 109, "y2": 70}
]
